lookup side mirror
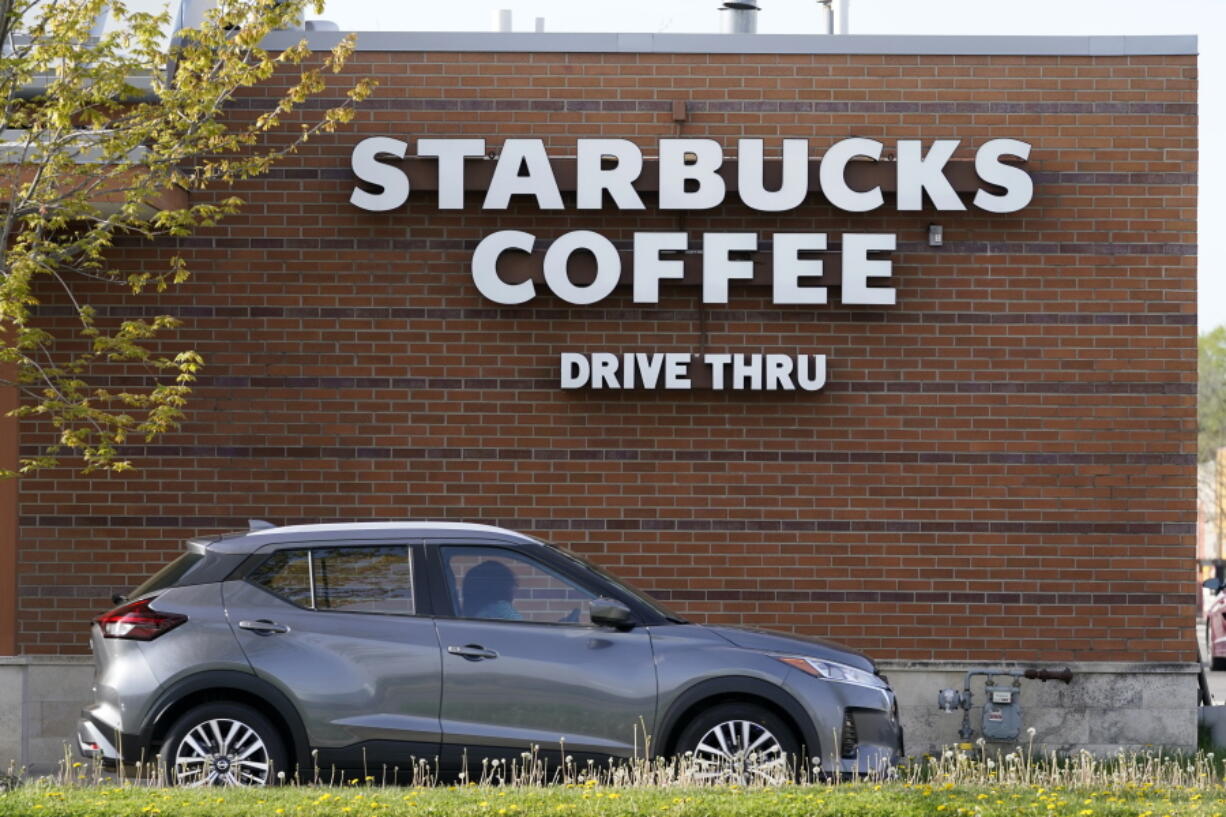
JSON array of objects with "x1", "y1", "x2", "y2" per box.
[
  {"x1": 1205, "y1": 578, "x2": 1224, "y2": 594},
  {"x1": 589, "y1": 597, "x2": 634, "y2": 630}
]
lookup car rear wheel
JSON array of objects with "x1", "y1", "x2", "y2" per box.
[
  {"x1": 674, "y1": 702, "x2": 801, "y2": 785},
  {"x1": 161, "y1": 702, "x2": 288, "y2": 787}
]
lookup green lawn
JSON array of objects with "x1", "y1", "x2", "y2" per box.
[{"x1": 3, "y1": 782, "x2": 1226, "y2": 817}]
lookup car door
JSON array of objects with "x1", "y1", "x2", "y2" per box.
[
  {"x1": 222, "y1": 542, "x2": 442, "y2": 776},
  {"x1": 429, "y1": 542, "x2": 657, "y2": 769}
]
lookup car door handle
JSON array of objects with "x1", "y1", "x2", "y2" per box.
[
  {"x1": 238, "y1": 619, "x2": 290, "y2": 635},
  {"x1": 447, "y1": 644, "x2": 498, "y2": 660}
]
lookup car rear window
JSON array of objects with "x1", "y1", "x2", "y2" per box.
[{"x1": 128, "y1": 551, "x2": 205, "y2": 600}]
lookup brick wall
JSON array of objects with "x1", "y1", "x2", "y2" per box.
[{"x1": 13, "y1": 47, "x2": 1198, "y2": 661}]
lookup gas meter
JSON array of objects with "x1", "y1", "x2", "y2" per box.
[
  {"x1": 981, "y1": 680, "x2": 1022, "y2": 740},
  {"x1": 936, "y1": 666, "x2": 1072, "y2": 742}
]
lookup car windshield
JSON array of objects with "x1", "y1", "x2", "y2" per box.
[{"x1": 553, "y1": 546, "x2": 689, "y2": 624}]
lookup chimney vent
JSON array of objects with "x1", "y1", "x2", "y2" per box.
[{"x1": 719, "y1": 0, "x2": 759, "y2": 34}]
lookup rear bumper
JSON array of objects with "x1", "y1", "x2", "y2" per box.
[
  {"x1": 76, "y1": 717, "x2": 118, "y2": 765},
  {"x1": 76, "y1": 709, "x2": 145, "y2": 765}
]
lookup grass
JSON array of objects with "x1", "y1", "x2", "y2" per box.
[
  {"x1": 5, "y1": 746, "x2": 1226, "y2": 817},
  {"x1": 4, "y1": 780, "x2": 1226, "y2": 817}
]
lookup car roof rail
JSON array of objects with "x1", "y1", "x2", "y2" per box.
[{"x1": 248, "y1": 519, "x2": 277, "y2": 531}]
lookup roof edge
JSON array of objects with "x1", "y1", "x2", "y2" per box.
[{"x1": 262, "y1": 31, "x2": 1198, "y2": 56}]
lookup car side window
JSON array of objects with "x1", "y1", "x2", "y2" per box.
[
  {"x1": 442, "y1": 547, "x2": 596, "y2": 625},
  {"x1": 248, "y1": 545, "x2": 414, "y2": 615},
  {"x1": 313, "y1": 546, "x2": 413, "y2": 614},
  {"x1": 249, "y1": 549, "x2": 312, "y2": 608}
]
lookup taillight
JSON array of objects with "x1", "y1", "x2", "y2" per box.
[{"x1": 93, "y1": 598, "x2": 186, "y2": 640}]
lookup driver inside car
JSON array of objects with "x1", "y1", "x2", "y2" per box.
[{"x1": 461, "y1": 560, "x2": 523, "y2": 621}]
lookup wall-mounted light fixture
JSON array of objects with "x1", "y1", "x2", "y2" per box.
[{"x1": 928, "y1": 223, "x2": 943, "y2": 247}]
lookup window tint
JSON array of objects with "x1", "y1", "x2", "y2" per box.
[
  {"x1": 249, "y1": 549, "x2": 312, "y2": 608},
  {"x1": 248, "y1": 545, "x2": 414, "y2": 615},
  {"x1": 443, "y1": 547, "x2": 595, "y2": 624},
  {"x1": 312, "y1": 546, "x2": 413, "y2": 614}
]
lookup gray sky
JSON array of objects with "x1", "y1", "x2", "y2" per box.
[{"x1": 313, "y1": 0, "x2": 1223, "y2": 332}]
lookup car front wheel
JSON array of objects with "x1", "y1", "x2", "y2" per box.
[
  {"x1": 674, "y1": 702, "x2": 801, "y2": 785},
  {"x1": 161, "y1": 702, "x2": 288, "y2": 787}
]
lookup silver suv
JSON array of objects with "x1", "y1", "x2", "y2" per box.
[{"x1": 78, "y1": 522, "x2": 902, "y2": 785}]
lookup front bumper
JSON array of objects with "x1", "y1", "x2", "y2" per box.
[
  {"x1": 840, "y1": 707, "x2": 904, "y2": 776},
  {"x1": 783, "y1": 670, "x2": 904, "y2": 777}
]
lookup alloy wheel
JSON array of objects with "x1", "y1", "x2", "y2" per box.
[
  {"x1": 690, "y1": 719, "x2": 788, "y2": 785},
  {"x1": 173, "y1": 717, "x2": 272, "y2": 786}
]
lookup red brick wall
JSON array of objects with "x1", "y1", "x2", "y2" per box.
[{"x1": 14, "y1": 49, "x2": 1198, "y2": 661}]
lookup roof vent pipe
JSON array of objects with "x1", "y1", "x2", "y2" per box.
[
  {"x1": 535, "y1": 16, "x2": 545, "y2": 32},
  {"x1": 837, "y1": 0, "x2": 850, "y2": 34},
  {"x1": 816, "y1": 0, "x2": 833, "y2": 34},
  {"x1": 495, "y1": 9, "x2": 512, "y2": 32},
  {"x1": 719, "y1": 0, "x2": 759, "y2": 34}
]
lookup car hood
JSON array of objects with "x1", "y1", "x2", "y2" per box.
[{"x1": 700, "y1": 625, "x2": 876, "y2": 672}]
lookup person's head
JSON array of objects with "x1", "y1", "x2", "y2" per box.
[{"x1": 461, "y1": 559, "x2": 517, "y2": 616}]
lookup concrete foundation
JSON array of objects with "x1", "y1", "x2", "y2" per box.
[
  {"x1": 0, "y1": 657, "x2": 1203, "y2": 774},
  {"x1": 0, "y1": 656, "x2": 94, "y2": 775},
  {"x1": 879, "y1": 661, "x2": 1202, "y2": 756}
]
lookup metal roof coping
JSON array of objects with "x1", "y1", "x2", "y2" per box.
[{"x1": 260, "y1": 31, "x2": 1197, "y2": 56}]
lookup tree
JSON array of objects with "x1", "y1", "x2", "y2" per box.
[
  {"x1": 0, "y1": 0, "x2": 374, "y2": 475},
  {"x1": 1200, "y1": 327, "x2": 1226, "y2": 462}
]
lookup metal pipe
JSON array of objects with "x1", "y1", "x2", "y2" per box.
[
  {"x1": 817, "y1": 0, "x2": 833, "y2": 35},
  {"x1": 494, "y1": 9, "x2": 512, "y2": 32},
  {"x1": 836, "y1": 0, "x2": 849, "y2": 34},
  {"x1": 719, "y1": 0, "x2": 760, "y2": 34}
]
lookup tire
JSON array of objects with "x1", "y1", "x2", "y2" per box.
[
  {"x1": 673, "y1": 701, "x2": 802, "y2": 785},
  {"x1": 160, "y1": 702, "x2": 289, "y2": 787}
]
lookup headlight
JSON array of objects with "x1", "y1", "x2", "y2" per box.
[{"x1": 776, "y1": 656, "x2": 886, "y2": 689}]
